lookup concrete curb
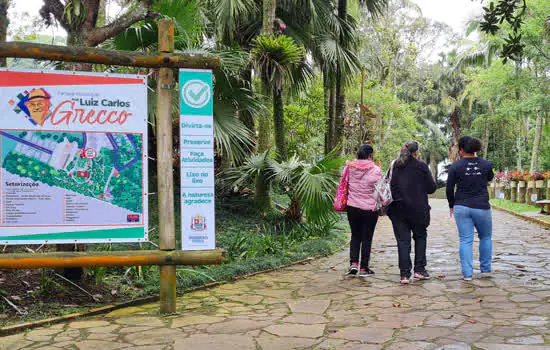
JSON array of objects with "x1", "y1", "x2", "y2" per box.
[
  {"x1": 492, "y1": 206, "x2": 550, "y2": 229},
  {"x1": 0, "y1": 237, "x2": 348, "y2": 336}
]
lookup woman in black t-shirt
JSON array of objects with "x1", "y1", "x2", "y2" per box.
[{"x1": 446, "y1": 136, "x2": 494, "y2": 281}]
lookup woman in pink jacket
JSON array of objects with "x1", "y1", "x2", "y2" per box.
[{"x1": 345, "y1": 144, "x2": 383, "y2": 277}]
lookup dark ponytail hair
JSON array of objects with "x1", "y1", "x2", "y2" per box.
[
  {"x1": 357, "y1": 144, "x2": 374, "y2": 160},
  {"x1": 395, "y1": 140, "x2": 419, "y2": 167},
  {"x1": 459, "y1": 136, "x2": 482, "y2": 154}
]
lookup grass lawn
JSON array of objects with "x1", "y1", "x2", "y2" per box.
[
  {"x1": 490, "y1": 199, "x2": 550, "y2": 223},
  {"x1": 490, "y1": 199, "x2": 541, "y2": 213}
]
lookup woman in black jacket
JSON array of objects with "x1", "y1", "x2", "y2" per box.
[{"x1": 389, "y1": 140, "x2": 436, "y2": 284}]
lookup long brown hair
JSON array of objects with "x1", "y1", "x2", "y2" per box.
[{"x1": 395, "y1": 140, "x2": 419, "y2": 167}]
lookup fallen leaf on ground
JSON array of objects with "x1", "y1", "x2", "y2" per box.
[
  {"x1": 476, "y1": 298, "x2": 483, "y2": 303},
  {"x1": 438, "y1": 275, "x2": 446, "y2": 279},
  {"x1": 468, "y1": 319, "x2": 477, "y2": 324},
  {"x1": 393, "y1": 303, "x2": 401, "y2": 307},
  {"x1": 516, "y1": 265, "x2": 525, "y2": 268},
  {"x1": 464, "y1": 313, "x2": 472, "y2": 317}
]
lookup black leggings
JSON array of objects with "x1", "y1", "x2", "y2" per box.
[{"x1": 347, "y1": 206, "x2": 378, "y2": 269}]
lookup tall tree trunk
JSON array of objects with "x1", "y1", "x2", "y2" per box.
[
  {"x1": 239, "y1": 68, "x2": 255, "y2": 132},
  {"x1": 430, "y1": 151, "x2": 437, "y2": 181},
  {"x1": 261, "y1": 0, "x2": 276, "y2": 35},
  {"x1": 516, "y1": 119, "x2": 522, "y2": 169},
  {"x1": 448, "y1": 106, "x2": 461, "y2": 162},
  {"x1": 515, "y1": 62, "x2": 523, "y2": 169},
  {"x1": 254, "y1": 0, "x2": 278, "y2": 212},
  {"x1": 530, "y1": 109, "x2": 543, "y2": 173},
  {"x1": 273, "y1": 87, "x2": 286, "y2": 160},
  {"x1": 0, "y1": 0, "x2": 8, "y2": 68},
  {"x1": 333, "y1": 0, "x2": 347, "y2": 155},
  {"x1": 324, "y1": 75, "x2": 331, "y2": 154},
  {"x1": 325, "y1": 83, "x2": 337, "y2": 153},
  {"x1": 359, "y1": 68, "x2": 365, "y2": 148},
  {"x1": 482, "y1": 100, "x2": 493, "y2": 159}
]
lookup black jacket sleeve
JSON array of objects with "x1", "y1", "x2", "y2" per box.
[{"x1": 446, "y1": 165, "x2": 456, "y2": 208}]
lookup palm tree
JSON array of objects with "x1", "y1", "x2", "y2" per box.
[
  {"x1": 329, "y1": 0, "x2": 389, "y2": 154},
  {"x1": 252, "y1": 34, "x2": 312, "y2": 161},
  {"x1": 437, "y1": 51, "x2": 468, "y2": 163},
  {"x1": 225, "y1": 151, "x2": 345, "y2": 223}
]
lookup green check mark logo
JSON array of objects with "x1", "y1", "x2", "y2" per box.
[{"x1": 182, "y1": 80, "x2": 211, "y2": 109}]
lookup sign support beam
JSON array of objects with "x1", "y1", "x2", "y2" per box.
[
  {"x1": 157, "y1": 18, "x2": 177, "y2": 314},
  {"x1": 0, "y1": 249, "x2": 225, "y2": 269},
  {"x1": 0, "y1": 42, "x2": 220, "y2": 69}
]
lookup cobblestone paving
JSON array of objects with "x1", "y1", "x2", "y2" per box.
[{"x1": 2, "y1": 200, "x2": 550, "y2": 350}]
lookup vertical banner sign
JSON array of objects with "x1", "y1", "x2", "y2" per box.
[
  {"x1": 179, "y1": 69, "x2": 215, "y2": 250},
  {"x1": 0, "y1": 69, "x2": 148, "y2": 245}
]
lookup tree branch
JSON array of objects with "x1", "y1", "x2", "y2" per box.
[
  {"x1": 84, "y1": 0, "x2": 157, "y2": 47},
  {"x1": 39, "y1": 0, "x2": 69, "y2": 31},
  {"x1": 83, "y1": 0, "x2": 101, "y2": 30}
]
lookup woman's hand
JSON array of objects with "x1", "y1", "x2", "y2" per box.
[{"x1": 450, "y1": 208, "x2": 454, "y2": 218}]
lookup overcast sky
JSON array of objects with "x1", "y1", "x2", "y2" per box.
[{"x1": 9, "y1": 0, "x2": 483, "y2": 42}]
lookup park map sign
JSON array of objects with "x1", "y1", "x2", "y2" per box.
[{"x1": 0, "y1": 70, "x2": 148, "y2": 245}]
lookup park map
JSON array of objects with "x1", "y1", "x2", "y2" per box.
[{"x1": 1, "y1": 130, "x2": 143, "y2": 225}]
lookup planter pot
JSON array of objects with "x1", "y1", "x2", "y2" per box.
[
  {"x1": 510, "y1": 181, "x2": 518, "y2": 202},
  {"x1": 504, "y1": 187, "x2": 511, "y2": 201},
  {"x1": 518, "y1": 181, "x2": 527, "y2": 203},
  {"x1": 527, "y1": 182, "x2": 536, "y2": 204},
  {"x1": 536, "y1": 180, "x2": 545, "y2": 188}
]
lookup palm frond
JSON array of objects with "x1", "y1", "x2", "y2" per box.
[
  {"x1": 295, "y1": 170, "x2": 338, "y2": 224},
  {"x1": 222, "y1": 149, "x2": 272, "y2": 190},
  {"x1": 358, "y1": 0, "x2": 389, "y2": 18},
  {"x1": 213, "y1": 103, "x2": 254, "y2": 165},
  {"x1": 209, "y1": 0, "x2": 260, "y2": 44},
  {"x1": 269, "y1": 155, "x2": 306, "y2": 184}
]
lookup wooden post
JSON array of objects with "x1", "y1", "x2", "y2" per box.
[{"x1": 157, "y1": 18, "x2": 176, "y2": 314}]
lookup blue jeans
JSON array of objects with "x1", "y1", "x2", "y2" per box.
[{"x1": 453, "y1": 205, "x2": 492, "y2": 278}]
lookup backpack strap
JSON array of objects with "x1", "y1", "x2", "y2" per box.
[{"x1": 388, "y1": 160, "x2": 395, "y2": 181}]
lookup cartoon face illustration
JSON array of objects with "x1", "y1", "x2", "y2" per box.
[{"x1": 23, "y1": 89, "x2": 52, "y2": 126}]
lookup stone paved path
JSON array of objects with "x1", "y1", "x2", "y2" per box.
[{"x1": 2, "y1": 200, "x2": 550, "y2": 350}]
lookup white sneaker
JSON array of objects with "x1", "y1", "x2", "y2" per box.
[
  {"x1": 479, "y1": 272, "x2": 492, "y2": 279},
  {"x1": 463, "y1": 277, "x2": 473, "y2": 281}
]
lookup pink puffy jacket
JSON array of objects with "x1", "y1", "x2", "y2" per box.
[{"x1": 345, "y1": 159, "x2": 383, "y2": 211}]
